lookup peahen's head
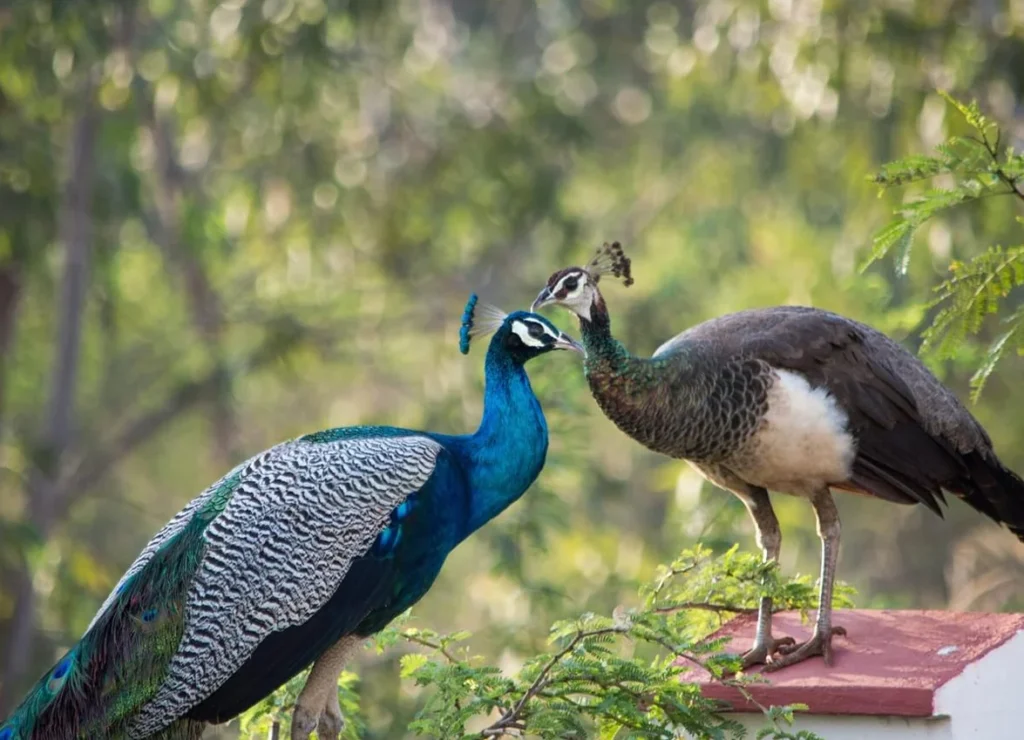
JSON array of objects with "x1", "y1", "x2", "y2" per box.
[
  {"x1": 531, "y1": 241, "x2": 634, "y2": 322},
  {"x1": 460, "y1": 294, "x2": 583, "y2": 363}
]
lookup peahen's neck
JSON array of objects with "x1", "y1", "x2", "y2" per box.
[
  {"x1": 452, "y1": 347, "x2": 548, "y2": 534},
  {"x1": 579, "y1": 298, "x2": 659, "y2": 387},
  {"x1": 576, "y1": 296, "x2": 691, "y2": 456}
]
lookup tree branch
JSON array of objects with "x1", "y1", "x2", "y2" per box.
[
  {"x1": 55, "y1": 318, "x2": 310, "y2": 513},
  {"x1": 652, "y1": 601, "x2": 760, "y2": 616},
  {"x1": 131, "y1": 72, "x2": 239, "y2": 467},
  {"x1": 979, "y1": 126, "x2": 1024, "y2": 205},
  {"x1": 483, "y1": 626, "x2": 627, "y2": 736},
  {"x1": 403, "y1": 634, "x2": 459, "y2": 664}
]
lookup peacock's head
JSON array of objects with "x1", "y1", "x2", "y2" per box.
[
  {"x1": 531, "y1": 241, "x2": 634, "y2": 321},
  {"x1": 460, "y1": 294, "x2": 583, "y2": 363}
]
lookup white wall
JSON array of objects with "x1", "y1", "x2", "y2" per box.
[
  {"x1": 933, "y1": 629, "x2": 1024, "y2": 739},
  {"x1": 722, "y1": 712, "x2": 952, "y2": 740}
]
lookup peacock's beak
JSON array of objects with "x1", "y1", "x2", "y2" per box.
[
  {"x1": 531, "y1": 286, "x2": 555, "y2": 313},
  {"x1": 554, "y1": 333, "x2": 585, "y2": 355}
]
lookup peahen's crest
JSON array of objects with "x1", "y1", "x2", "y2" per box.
[
  {"x1": 585, "y1": 241, "x2": 634, "y2": 287},
  {"x1": 459, "y1": 293, "x2": 507, "y2": 354}
]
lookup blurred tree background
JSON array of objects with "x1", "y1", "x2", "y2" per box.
[{"x1": 1, "y1": 0, "x2": 1023, "y2": 736}]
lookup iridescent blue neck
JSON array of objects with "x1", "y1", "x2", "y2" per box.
[{"x1": 439, "y1": 344, "x2": 549, "y2": 535}]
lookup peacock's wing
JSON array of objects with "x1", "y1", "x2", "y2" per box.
[
  {"x1": 126, "y1": 432, "x2": 443, "y2": 736},
  {"x1": 0, "y1": 432, "x2": 442, "y2": 740},
  {"x1": 188, "y1": 443, "x2": 466, "y2": 724}
]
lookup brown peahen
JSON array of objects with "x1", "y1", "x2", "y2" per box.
[{"x1": 532, "y1": 241, "x2": 1024, "y2": 670}]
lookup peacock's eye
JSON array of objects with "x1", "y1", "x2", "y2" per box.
[
  {"x1": 527, "y1": 321, "x2": 545, "y2": 338},
  {"x1": 563, "y1": 276, "x2": 579, "y2": 292}
]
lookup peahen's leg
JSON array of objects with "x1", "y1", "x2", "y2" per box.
[
  {"x1": 291, "y1": 635, "x2": 363, "y2": 740},
  {"x1": 765, "y1": 488, "x2": 846, "y2": 671},
  {"x1": 736, "y1": 486, "x2": 795, "y2": 668}
]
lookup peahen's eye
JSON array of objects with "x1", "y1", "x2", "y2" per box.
[{"x1": 563, "y1": 276, "x2": 579, "y2": 291}]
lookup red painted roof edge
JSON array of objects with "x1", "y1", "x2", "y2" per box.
[
  {"x1": 700, "y1": 681, "x2": 936, "y2": 717},
  {"x1": 681, "y1": 609, "x2": 1024, "y2": 717}
]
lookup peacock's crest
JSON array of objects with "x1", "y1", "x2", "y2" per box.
[
  {"x1": 459, "y1": 293, "x2": 507, "y2": 354},
  {"x1": 586, "y1": 241, "x2": 634, "y2": 287}
]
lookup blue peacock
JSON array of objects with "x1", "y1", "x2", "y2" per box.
[{"x1": 0, "y1": 296, "x2": 582, "y2": 740}]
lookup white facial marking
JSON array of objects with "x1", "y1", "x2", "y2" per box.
[
  {"x1": 511, "y1": 319, "x2": 556, "y2": 348},
  {"x1": 554, "y1": 272, "x2": 585, "y2": 298}
]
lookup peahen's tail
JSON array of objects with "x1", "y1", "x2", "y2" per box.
[{"x1": 959, "y1": 451, "x2": 1024, "y2": 544}]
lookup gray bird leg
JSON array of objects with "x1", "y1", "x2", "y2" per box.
[
  {"x1": 737, "y1": 487, "x2": 795, "y2": 668},
  {"x1": 765, "y1": 487, "x2": 847, "y2": 671},
  {"x1": 291, "y1": 635, "x2": 363, "y2": 740}
]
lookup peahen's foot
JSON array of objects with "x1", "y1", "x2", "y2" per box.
[
  {"x1": 740, "y1": 634, "x2": 797, "y2": 669},
  {"x1": 762, "y1": 625, "x2": 847, "y2": 672},
  {"x1": 291, "y1": 689, "x2": 345, "y2": 740}
]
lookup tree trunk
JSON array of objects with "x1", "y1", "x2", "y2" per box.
[
  {"x1": 144, "y1": 101, "x2": 239, "y2": 469},
  {"x1": 0, "y1": 104, "x2": 98, "y2": 714},
  {"x1": 0, "y1": 261, "x2": 22, "y2": 449}
]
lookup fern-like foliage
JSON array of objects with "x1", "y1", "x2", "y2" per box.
[
  {"x1": 239, "y1": 546, "x2": 850, "y2": 739},
  {"x1": 868, "y1": 93, "x2": 1024, "y2": 399},
  {"x1": 923, "y1": 245, "x2": 1024, "y2": 400}
]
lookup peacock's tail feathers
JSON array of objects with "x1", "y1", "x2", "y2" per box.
[{"x1": 0, "y1": 473, "x2": 242, "y2": 739}]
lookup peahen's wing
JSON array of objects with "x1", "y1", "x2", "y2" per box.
[{"x1": 126, "y1": 432, "x2": 443, "y2": 736}]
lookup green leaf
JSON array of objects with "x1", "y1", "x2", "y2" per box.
[
  {"x1": 939, "y1": 90, "x2": 995, "y2": 135},
  {"x1": 400, "y1": 652, "x2": 430, "y2": 678},
  {"x1": 862, "y1": 219, "x2": 916, "y2": 271}
]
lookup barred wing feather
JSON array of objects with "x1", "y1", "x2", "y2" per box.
[{"x1": 128, "y1": 433, "x2": 442, "y2": 737}]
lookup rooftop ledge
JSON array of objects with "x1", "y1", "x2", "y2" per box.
[{"x1": 679, "y1": 609, "x2": 1024, "y2": 739}]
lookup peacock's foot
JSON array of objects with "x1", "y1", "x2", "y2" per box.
[
  {"x1": 739, "y1": 634, "x2": 797, "y2": 670},
  {"x1": 316, "y1": 688, "x2": 345, "y2": 740},
  {"x1": 291, "y1": 690, "x2": 345, "y2": 740},
  {"x1": 763, "y1": 625, "x2": 847, "y2": 672}
]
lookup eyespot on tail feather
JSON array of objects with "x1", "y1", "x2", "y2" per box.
[{"x1": 459, "y1": 293, "x2": 479, "y2": 354}]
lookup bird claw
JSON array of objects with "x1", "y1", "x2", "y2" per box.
[
  {"x1": 763, "y1": 626, "x2": 847, "y2": 672},
  {"x1": 291, "y1": 691, "x2": 345, "y2": 740},
  {"x1": 317, "y1": 691, "x2": 346, "y2": 740},
  {"x1": 738, "y1": 635, "x2": 797, "y2": 670},
  {"x1": 290, "y1": 704, "x2": 320, "y2": 740}
]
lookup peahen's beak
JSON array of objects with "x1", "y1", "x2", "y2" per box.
[
  {"x1": 531, "y1": 286, "x2": 554, "y2": 312},
  {"x1": 553, "y1": 332, "x2": 585, "y2": 355}
]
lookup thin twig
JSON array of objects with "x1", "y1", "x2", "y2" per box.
[
  {"x1": 653, "y1": 601, "x2": 760, "y2": 616},
  {"x1": 979, "y1": 127, "x2": 1024, "y2": 205},
  {"x1": 403, "y1": 634, "x2": 459, "y2": 663},
  {"x1": 484, "y1": 626, "x2": 626, "y2": 735}
]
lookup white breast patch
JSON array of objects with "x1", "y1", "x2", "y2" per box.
[{"x1": 734, "y1": 368, "x2": 856, "y2": 496}]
